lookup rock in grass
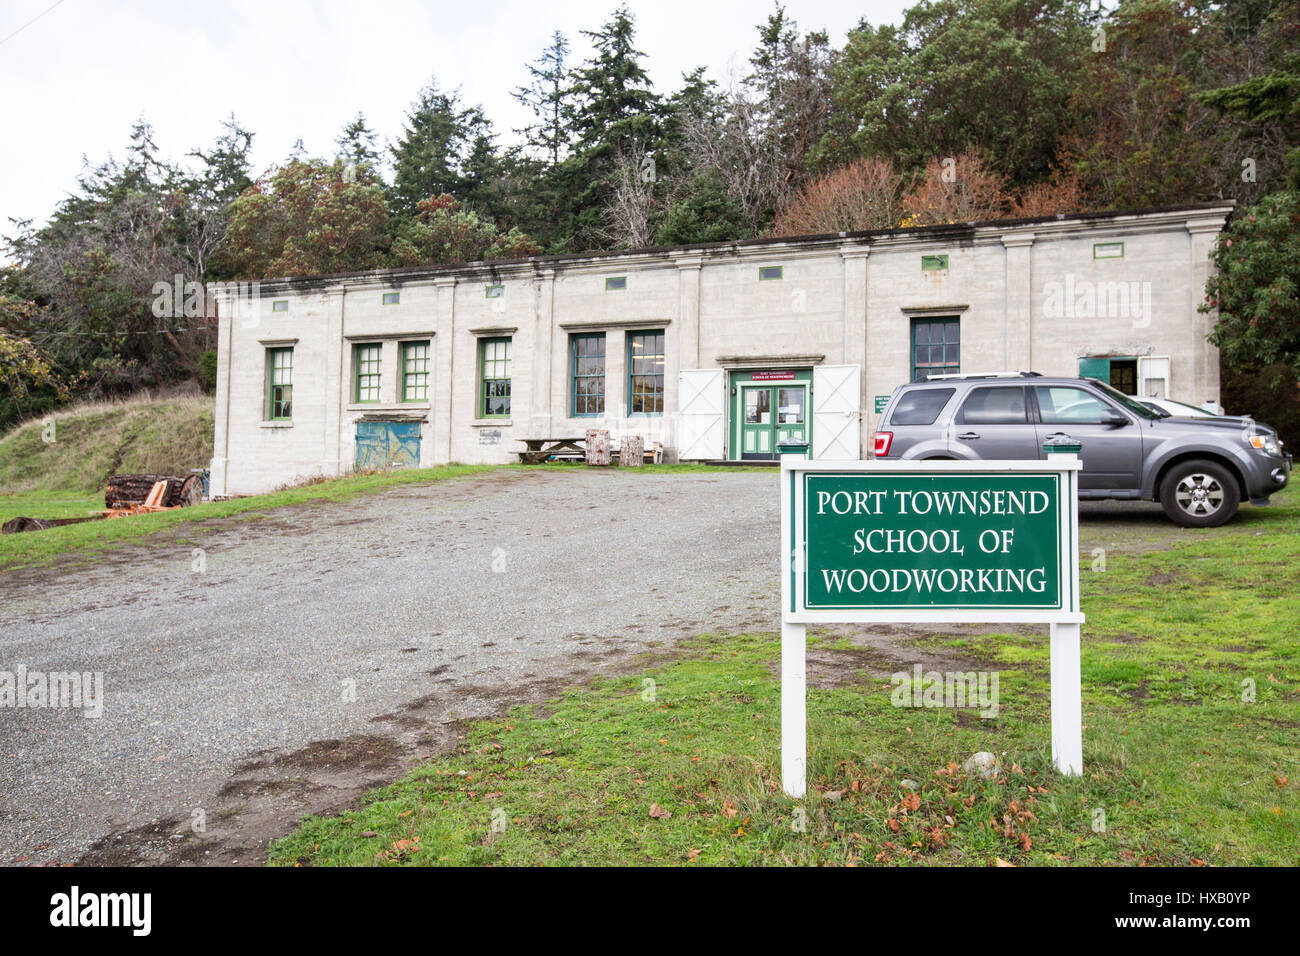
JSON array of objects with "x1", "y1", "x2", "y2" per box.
[{"x1": 901, "y1": 778, "x2": 921, "y2": 791}]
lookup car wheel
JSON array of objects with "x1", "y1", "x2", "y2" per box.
[{"x1": 1159, "y1": 460, "x2": 1240, "y2": 527}]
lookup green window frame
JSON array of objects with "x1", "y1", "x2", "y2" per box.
[
  {"x1": 1093, "y1": 241, "x2": 1124, "y2": 259},
  {"x1": 401, "y1": 341, "x2": 430, "y2": 403},
  {"x1": 382, "y1": 291, "x2": 400, "y2": 305},
  {"x1": 911, "y1": 318, "x2": 960, "y2": 381},
  {"x1": 627, "y1": 330, "x2": 665, "y2": 416},
  {"x1": 267, "y1": 347, "x2": 293, "y2": 421},
  {"x1": 485, "y1": 284, "x2": 504, "y2": 298},
  {"x1": 605, "y1": 276, "x2": 627, "y2": 292},
  {"x1": 759, "y1": 265, "x2": 784, "y2": 281},
  {"x1": 354, "y1": 343, "x2": 382, "y2": 403},
  {"x1": 921, "y1": 254, "x2": 949, "y2": 271},
  {"x1": 479, "y1": 337, "x2": 512, "y2": 418},
  {"x1": 271, "y1": 299, "x2": 289, "y2": 313},
  {"x1": 570, "y1": 333, "x2": 606, "y2": 417}
]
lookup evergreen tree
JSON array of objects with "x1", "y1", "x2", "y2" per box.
[
  {"x1": 388, "y1": 79, "x2": 490, "y2": 217},
  {"x1": 559, "y1": 5, "x2": 662, "y2": 249},
  {"x1": 513, "y1": 30, "x2": 572, "y2": 166},
  {"x1": 335, "y1": 111, "x2": 383, "y2": 175}
]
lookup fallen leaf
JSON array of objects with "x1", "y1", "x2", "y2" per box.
[
  {"x1": 995, "y1": 857, "x2": 1016, "y2": 867},
  {"x1": 649, "y1": 803, "x2": 672, "y2": 820}
]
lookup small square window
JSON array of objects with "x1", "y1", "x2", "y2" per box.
[
  {"x1": 382, "y1": 291, "x2": 400, "y2": 305},
  {"x1": 605, "y1": 276, "x2": 627, "y2": 292},
  {"x1": 921, "y1": 254, "x2": 949, "y2": 271},
  {"x1": 759, "y1": 265, "x2": 784, "y2": 281},
  {"x1": 485, "y1": 285, "x2": 504, "y2": 298},
  {"x1": 1093, "y1": 242, "x2": 1124, "y2": 259},
  {"x1": 271, "y1": 300, "x2": 289, "y2": 313}
]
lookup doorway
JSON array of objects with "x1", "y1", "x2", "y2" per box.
[
  {"x1": 730, "y1": 369, "x2": 811, "y2": 460},
  {"x1": 355, "y1": 421, "x2": 421, "y2": 470}
]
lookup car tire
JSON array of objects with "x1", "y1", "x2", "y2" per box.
[{"x1": 1159, "y1": 460, "x2": 1240, "y2": 528}]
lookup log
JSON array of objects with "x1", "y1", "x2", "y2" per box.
[
  {"x1": 2, "y1": 515, "x2": 107, "y2": 534},
  {"x1": 585, "y1": 429, "x2": 611, "y2": 467},
  {"x1": 619, "y1": 435, "x2": 644, "y2": 467},
  {"x1": 105, "y1": 474, "x2": 190, "y2": 509}
]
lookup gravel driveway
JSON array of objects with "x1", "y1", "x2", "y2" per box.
[{"x1": 0, "y1": 468, "x2": 782, "y2": 865}]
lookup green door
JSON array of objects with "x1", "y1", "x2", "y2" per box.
[
  {"x1": 737, "y1": 378, "x2": 808, "y2": 460},
  {"x1": 741, "y1": 385, "x2": 775, "y2": 459}
]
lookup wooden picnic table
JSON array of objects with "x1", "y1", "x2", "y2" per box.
[{"x1": 516, "y1": 436, "x2": 587, "y2": 463}]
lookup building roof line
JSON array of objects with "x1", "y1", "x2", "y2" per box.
[{"x1": 253, "y1": 200, "x2": 1234, "y2": 294}]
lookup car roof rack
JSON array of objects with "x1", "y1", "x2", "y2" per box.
[{"x1": 920, "y1": 371, "x2": 1042, "y2": 381}]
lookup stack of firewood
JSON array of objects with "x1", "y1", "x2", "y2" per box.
[{"x1": 105, "y1": 474, "x2": 203, "y2": 510}]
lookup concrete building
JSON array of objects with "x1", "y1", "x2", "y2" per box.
[{"x1": 209, "y1": 202, "x2": 1232, "y2": 496}]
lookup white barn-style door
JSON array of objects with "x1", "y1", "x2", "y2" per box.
[
  {"x1": 677, "y1": 369, "x2": 725, "y2": 460},
  {"x1": 812, "y1": 364, "x2": 862, "y2": 460}
]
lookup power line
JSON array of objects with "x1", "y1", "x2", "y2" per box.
[{"x1": 0, "y1": 0, "x2": 70, "y2": 48}]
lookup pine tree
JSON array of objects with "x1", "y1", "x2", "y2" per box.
[
  {"x1": 559, "y1": 5, "x2": 662, "y2": 249},
  {"x1": 335, "y1": 111, "x2": 382, "y2": 176},
  {"x1": 389, "y1": 79, "x2": 490, "y2": 217},
  {"x1": 513, "y1": 30, "x2": 571, "y2": 166}
]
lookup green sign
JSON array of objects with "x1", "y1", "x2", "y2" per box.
[
  {"x1": 799, "y1": 470, "x2": 1067, "y2": 613},
  {"x1": 874, "y1": 394, "x2": 890, "y2": 413}
]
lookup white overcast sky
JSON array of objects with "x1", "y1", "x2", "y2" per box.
[{"x1": 0, "y1": 0, "x2": 912, "y2": 240}]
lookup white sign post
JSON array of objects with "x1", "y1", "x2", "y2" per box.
[{"x1": 779, "y1": 440, "x2": 1085, "y2": 798}]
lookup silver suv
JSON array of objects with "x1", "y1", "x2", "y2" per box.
[{"x1": 872, "y1": 372, "x2": 1290, "y2": 527}]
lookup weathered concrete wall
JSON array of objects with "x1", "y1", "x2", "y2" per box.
[{"x1": 211, "y1": 204, "x2": 1232, "y2": 496}]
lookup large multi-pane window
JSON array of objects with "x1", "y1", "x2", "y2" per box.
[
  {"x1": 628, "y1": 330, "x2": 665, "y2": 415},
  {"x1": 267, "y1": 347, "x2": 293, "y2": 421},
  {"x1": 354, "y1": 343, "x2": 382, "y2": 402},
  {"x1": 570, "y1": 333, "x2": 606, "y2": 416},
  {"x1": 479, "y1": 337, "x2": 511, "y2": 418},
  {"x1": 911, "y1": 318, "x2": 960, "y2": 381},
  {"x1": 401, "y1": 341, "x2": 430, "y2": 402}
]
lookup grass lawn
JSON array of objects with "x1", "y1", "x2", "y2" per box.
[{"x1": 269, "y1": 486, "x2": 1299, "y2": 867}]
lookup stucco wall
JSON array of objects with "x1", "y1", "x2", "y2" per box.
[{"x1": 210, "y1": 204, "x2": 1232, "y2": 496}]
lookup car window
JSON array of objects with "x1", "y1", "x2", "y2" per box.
[
  {"x1": 1035, "y1": 386, "x2": 1107, "y2": 424},
  {"x1": 889, "y1": 388, "x2": 954, "y2": 426},
  {"x1": 957, "y1": 386, "x2": 1028, "y2": 425}
]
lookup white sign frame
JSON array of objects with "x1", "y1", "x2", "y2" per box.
[{"x1": 779, "y1": 453, "x2": 1085, "y2": 798}]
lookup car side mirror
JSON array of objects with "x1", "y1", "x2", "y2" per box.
[{"x1": 1101, "y1": 408, "x2": 1129, "y2": 427}]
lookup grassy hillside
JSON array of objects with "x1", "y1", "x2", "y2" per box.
[{"x1": 0, "y1": 393, "x2": 214, "y2": 495}]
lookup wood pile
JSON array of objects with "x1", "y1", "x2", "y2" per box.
[{"x1": 105, "y1": 474, "x2": 203, "y2": 510}]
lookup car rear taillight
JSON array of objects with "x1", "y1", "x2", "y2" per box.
[{"x1": 873, "y1": 431, "x2": 893, "y2": 457}]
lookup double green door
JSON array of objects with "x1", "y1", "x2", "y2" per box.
[{"x1": 734, "y1": 370, "x2": 810, "y2": 460}]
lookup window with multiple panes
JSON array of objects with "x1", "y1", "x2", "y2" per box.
[
  {"x1": 479, "y1": 337, "x2": 511, "y2": 418},
  {"x1": 628, "y1": 330, "x2": 665, "y2": 415},
  {"x1": 401, "y1": 341, "x2": 430, "y2": 402},
  {"x1": 570, "y1": 333, "x2": 606, "y2": 416},
  {"x1": 267, "y1": 347, "x2": 293, "y2": 421},
  {"x1": 354, "y1": 343, "x2": 382, "y2": 402},
  {"x1": 911, "y1": 318, "x2": 960, "y2": 381}
]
